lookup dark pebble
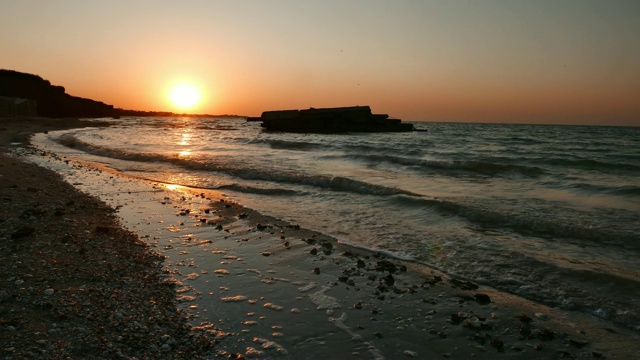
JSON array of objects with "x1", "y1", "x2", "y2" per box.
[
  {"x1": 474, "y1": 293, "x2": 491, "y2": 305},
  {"x1": 517, "y1": 313, "x2": 533, "y2": 323},
  {"x1": 11, "y1": 226, "x2": 35, "y2": 239},
  {"x1": 374, "y1": 260, "x2": 397, "y2": 273},
  {"x1": 473, "y1": 333, "x2": 486, "y2": 345},
  {"x1": 383, "y1": 274, "x2": 395, "y2": 286},
  {"x1": 534, "y1": 328, "x2": 555, "y2": 341},
  {"x1": 450, "y1": 312, "x2": 468, "y2": 325},
  {"x1": 95, "y1": 226, "x2": 111, "y2": 234},
  {"x1": 490, "y1": 337, "x2": 504, "y2": 351}
]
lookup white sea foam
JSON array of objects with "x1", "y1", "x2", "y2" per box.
[
  {"x1": 309, "y1": 286, "x2": 341, "y2": 310},
  {"x1": 298, "y1": 282, "x2": 317, "y2": 292}
]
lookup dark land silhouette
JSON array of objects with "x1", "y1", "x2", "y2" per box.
[{"x1": 0, "y1": 69, "x2": 239, "y2": 118}]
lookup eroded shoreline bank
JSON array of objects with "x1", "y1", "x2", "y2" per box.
[{"x1": 2, "y1": 117, "x2": 639, "y2": 359}]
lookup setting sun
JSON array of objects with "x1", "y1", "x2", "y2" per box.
[{"x1": 168, "y1": 84, "x2": 201, "y2": 109}]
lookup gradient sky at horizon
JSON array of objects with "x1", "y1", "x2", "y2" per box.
[{"x1": 1, "y1": 0, "x2": 639, "y2": 125}]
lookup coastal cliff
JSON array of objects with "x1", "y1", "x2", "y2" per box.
[{"x1": 0, "y1": 69, "x2": 116, "y2": 118}]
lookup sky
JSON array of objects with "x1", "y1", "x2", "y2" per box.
[{"x1": 1, "y1": 0, "x2": 639, "y2": 125}]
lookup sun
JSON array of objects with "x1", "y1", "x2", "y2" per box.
[{"x1": 169, "y1": 84, "x2": 201, "y2": 109}]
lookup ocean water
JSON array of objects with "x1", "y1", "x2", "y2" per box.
[{"x1": 33, "y1": 117, "x2": 640, "y2": 329}]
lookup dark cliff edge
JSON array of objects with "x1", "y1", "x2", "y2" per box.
[
  {"x1": 0, "y1": 69, "x2": 117, "y2": 118},
  {"x1": 0, "y1": 69, "x2": 239, "y2": 118}
]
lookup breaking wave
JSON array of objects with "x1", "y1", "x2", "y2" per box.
[{"x1": 56, "y1": 133, "x2": 419, "y2": 198}]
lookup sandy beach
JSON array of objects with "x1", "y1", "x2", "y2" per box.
[
  {"x1": 0, "y1": 118, "x2": 215, "y2": 358},
  {"x1": 2, "y1": 117, "x2": 639, "y2": 359}
]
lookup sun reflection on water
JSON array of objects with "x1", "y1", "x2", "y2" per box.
[
  {"x1": 177, "y1": 123, "x2": 193, "y2": 157},
  {"x1": 180, "y1": 132, "x2": 191, "y2": 146},
  {"x1": 165, "y1": 184, "x2": 184, "y2": 191}
]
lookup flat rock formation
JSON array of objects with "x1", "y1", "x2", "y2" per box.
[{"x1": 252, "y1": 106, "x2": 416, "y2": 133}]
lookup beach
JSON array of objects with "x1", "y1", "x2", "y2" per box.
[
  {"x1": 0, "y1": 118, "x2": 215, "y2": 358},
  {"x1": 2, "y1": 117, "x2": 639, "y2": 359}
]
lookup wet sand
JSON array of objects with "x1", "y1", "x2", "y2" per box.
[
  {"x1": 2, "y1": 116, "x2": 640, "y2": 359},
  {"x1": 0, "y1": 117, "x2": 219, "y2": 358}
]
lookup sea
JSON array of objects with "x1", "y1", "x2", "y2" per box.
[{"x1": 31, "y1": 117, "x2": 640, "y2": 330}]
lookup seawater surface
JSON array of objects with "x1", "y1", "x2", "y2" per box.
[{"x1": 33, "y1": 117, "x2": 640, "y2": 329}]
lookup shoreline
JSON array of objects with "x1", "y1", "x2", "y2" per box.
[
  {"x1": 2, "y1": 117, "x2": 639, "y2": 359},
  {"x1": 0, "y1": 117, "x2": 217, "y2": 358}
]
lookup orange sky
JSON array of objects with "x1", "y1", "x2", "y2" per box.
[{"x1": 1, "y1": 0, "x2": 639, "y2": 125}]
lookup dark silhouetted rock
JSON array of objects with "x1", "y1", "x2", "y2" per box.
[
  {"x1": 256, "y1": 106, "x2": 417, "y2": 133},
  {"x1": 474, "y1": 293, "x2": 491, "y2": 304}
]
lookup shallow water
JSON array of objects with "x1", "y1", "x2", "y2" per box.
[{"x1": 32, "y1": 117, "x2": 640, "y2": 329}]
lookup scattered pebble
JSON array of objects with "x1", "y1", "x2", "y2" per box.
[
  {"x1": 263, "y1": 303, "x2": 284, "y2": 311},
  {"x1": 403, "y1": 350, "x2": 418, "y2": 357},
  {"x1": 245, "y1": 347, "x2": 263, "y2": 358},
  {"x1": 221, "y1": 295, "x2": 248, "y2": 302},
  {"x1": 185, "y1": 273, "x2": 200, "y2": 280}
]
